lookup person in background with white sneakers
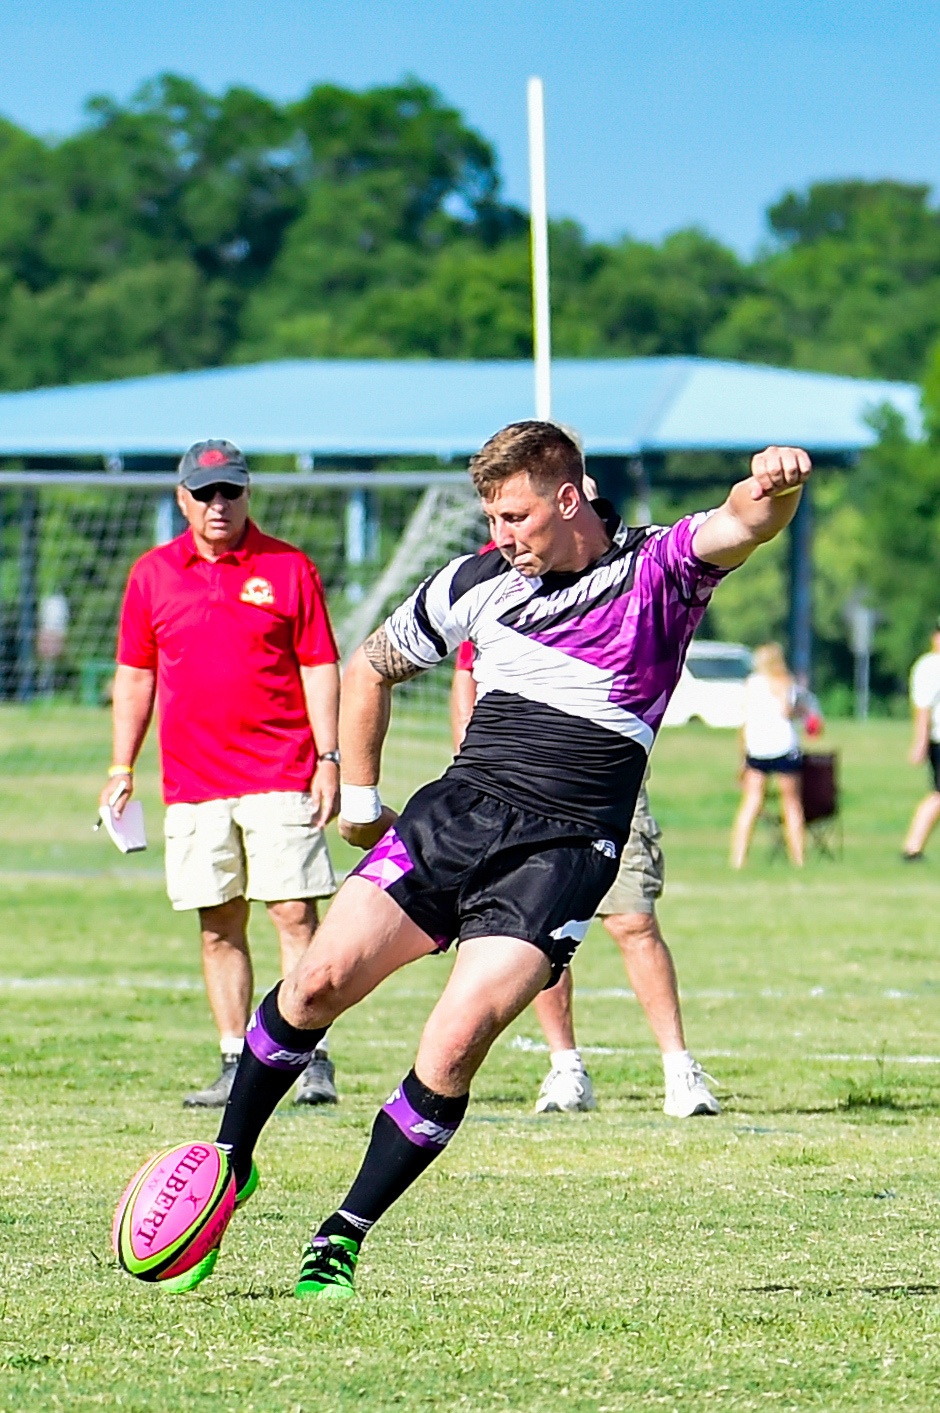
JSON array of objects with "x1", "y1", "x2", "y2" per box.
[{"x1": 452, "y1": 640, "x2": 719, "y2": 1121}]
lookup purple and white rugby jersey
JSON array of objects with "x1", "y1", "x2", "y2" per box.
[{"x1": 384, "y1": 501, "x2": 732, "y2": 838}]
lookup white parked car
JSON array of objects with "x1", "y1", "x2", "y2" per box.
[{"x1": 661, "y1": 640, "x2": 753, "y2": 729}]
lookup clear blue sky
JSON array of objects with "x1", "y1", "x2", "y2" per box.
[{"x1": 2, "y1": 0, "x2": 939, "y2": 254}]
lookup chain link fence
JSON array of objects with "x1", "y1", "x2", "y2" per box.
[{"x1": 0, "y1": 471, "x2": 489, "y2": 712}]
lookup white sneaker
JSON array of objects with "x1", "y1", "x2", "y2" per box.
[
  {"x1": 535, "y1": 1065, "x2": 596, "y2": 1113},
  {"x1": 663, "y1": 1060, "x2": 721, "y2": 1118}
]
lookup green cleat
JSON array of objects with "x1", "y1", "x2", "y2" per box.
[
  {"x1": 234, "y1": 1160, "x2": 260, "y2": 1208},
  {"x1": 295, "y1": 1237, "x2": 359, "y2": 1299},
  {"x1": 161, "y1": 1160, "x2": 259, "y2": 1294}
]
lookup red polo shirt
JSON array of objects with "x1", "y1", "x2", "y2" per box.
[{"x1": 117, "y1": 522, "x2": 338, "y2": 804}]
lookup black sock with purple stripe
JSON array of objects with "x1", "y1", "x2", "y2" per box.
[
  {"x1": 216, "y1": 983, "x2": 326, "y2": 1188},
  {"x1": 315, "y1": 1069, "x2": 468, "y2": 1247}
]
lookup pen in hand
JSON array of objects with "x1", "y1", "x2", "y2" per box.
[{"x1": 93, "y1": 780, "x2": 130, "y2": 832}]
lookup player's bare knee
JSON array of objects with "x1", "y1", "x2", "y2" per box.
[
  {"x1": 267, "y1": 897, "x2": 316, "y2": 932},
  {"x1": 416, "y1": 1039, "x2": 484, "y2": 1096},
  {"x1": 282, "y1": 955, "x2": 344, "y2": 1018},
  {"x1": 418, "y1": 1008, "x2": 499, "y2": 1086},
  {"x1": 295, "y1": 927, "x2": 381, "y2": 1017},
  {"x1": 199, "y1": 898, "x2": 249, "y2": 950},
  {"x1": 200, "y1": 934, "x2": 249, "y2": 963},
  {"x1": 606, "y1": 911, "x2": 658, "y2": 956}
]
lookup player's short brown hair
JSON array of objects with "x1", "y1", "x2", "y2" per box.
[{"x1": 469, "y1": 421, "x2": 585, "y2": 498}]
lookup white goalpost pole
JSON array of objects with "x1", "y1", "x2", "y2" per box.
[{"x1": 527, "y1": 76, "x2": 552, "y2": 420}]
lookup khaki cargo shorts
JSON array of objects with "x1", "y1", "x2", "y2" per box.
[
  {"x1": 596, "y1": 785, "x2": 664, "y2": 917},
  {"x1": 164, "y1": 791, "x2": 336, "y2": 912}
]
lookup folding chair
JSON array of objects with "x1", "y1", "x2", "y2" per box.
[
  {"x1": 800, "y1": 751, "x2": 841, "y2": 859},
  {"x1": 762, "y1": 751, "x2": 841, "y2": 860}
]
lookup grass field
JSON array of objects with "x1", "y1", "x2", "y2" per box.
[{"x1": 4, "y1": 705, "x2": 940, "y2": 1411}]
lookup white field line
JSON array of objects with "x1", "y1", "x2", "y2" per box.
[
  {"x1": 2, "y1": 870, "x2": 933, "y2": 891},
  {"x1": 0, "y1": 873, "x2": 934, "y2": 895},
  {"x1": 2, "y1": 975, "x2": 927, "y2": 1003},
  {"x1": 0, "y1": 977, "x2": 931, "y2": 1006},
  {"x1": 665, "y1": 881, "x2": 940, "y2": 898},
  {"x1": 816, "y1": 1054, "x2": 940, "y2": 1065},
  {"x1": 0, "y1": 874, "x2": 929, "y2": 893},
  {"x1": 0, "y1": 864, "x2": 164, "y2": 876},
  {"x1": 507, "y1": 1036, "x2": 940, "y2": 1064},
  {"x1": 576, "y1": 986, "x2": 924, "y2": 1001},
  {"x1": 509, "y1": 1036, "x2": 718, "y2": 1057},
  {"x1": 0, "y1": 975, "x2": 203, "y2": 991},
  {"x1": 4, "y1": 977, "x2": 940, "y2": 1065}
]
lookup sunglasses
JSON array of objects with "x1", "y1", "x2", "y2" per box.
[{"x1": 188, "y1": 482, "x2": 246, "y2": 503}]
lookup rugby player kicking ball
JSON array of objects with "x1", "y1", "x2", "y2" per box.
[{"x1": 172, "y1": 422, "x2": 810, "y2": 1297}]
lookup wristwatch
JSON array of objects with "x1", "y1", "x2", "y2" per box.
[{"x1": 320, "y1": 750, "x2": 341, "y2": 766}]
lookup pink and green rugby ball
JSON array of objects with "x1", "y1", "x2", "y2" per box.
[{"x1": 113, "y1": 1142, "x2": 236, "y2": 1282}]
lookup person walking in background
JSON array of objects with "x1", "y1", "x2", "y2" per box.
[
  {"x1": 730, "y1": 642, "x2": 809, "y2": 869},
  {"x1": 99, "y1": 440, "x2": 342, "y2": 1109},
  {"x1": 902, "y1": 620, "x2": 940, "y2": 861}
]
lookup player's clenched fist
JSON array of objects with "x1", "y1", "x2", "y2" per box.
[
  {"x1": 339, "y1": 804, "x2": 399, "y2": 850},
  {"x1": 749, "y1": 446, "x2": 812, "y2": 501}
]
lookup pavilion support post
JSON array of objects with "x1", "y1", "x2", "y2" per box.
[
  {"x1": 16, "y1": 488, "x2": 39, "y2": 702},
  {"x1": 154, "y1": 493, "x2": 184, "y2": 546},
  {"x1": 787, "y1": 483, "x2": 813, "y2": 683},
  {"x1": 629, "y1": 456, "x2": 652, "y2": 525},
  {"x1": 345, "y1": 488, "x2": 369, "y2": 604}
]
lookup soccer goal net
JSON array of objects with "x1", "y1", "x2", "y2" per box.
[{"x1": 0, "y1": 472, "x2": 488, "y2": 713}]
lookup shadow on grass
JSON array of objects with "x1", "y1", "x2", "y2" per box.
[
  {"x1": 747, "y1": 1102, "x2": 844, "y2": 1116},
  {"x1": 836, "y1": 1083, "x2": 940, "y2": 1112},
  {"x1": 469, "y1": 1092, "x2": 536, "y2": 1109},
  {"x1": 756, "y1": 1096, "x2": 940, "y2": 1118}
]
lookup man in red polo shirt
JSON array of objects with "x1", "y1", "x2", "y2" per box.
[{"x1": 99, "y1": 440, "x2": 342, "y2": 1109}]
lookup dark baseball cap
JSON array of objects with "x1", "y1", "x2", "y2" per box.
[{"x1": 178, "y1": 439, "x2": 250, "y2": 491}]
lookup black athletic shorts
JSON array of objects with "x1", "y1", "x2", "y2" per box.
[
  {"x1": 350, "y1": 779, "x2": 622, "y2": 986},
  {"x1": 746, "y1": 752, "x2": 802, "y2": 776},
  {"x1": 929, "y1": 742, "x2": 940, "y2": 792}
]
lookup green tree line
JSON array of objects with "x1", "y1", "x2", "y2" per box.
[{"x1": 5, "y1": 74, "x2": 940, "y2": 385}]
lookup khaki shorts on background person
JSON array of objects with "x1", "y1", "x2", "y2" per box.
[
  {"x1": 164, "y1": 791, "x2": 336, "y2": 911},
  {"x1": 596, "y1": 787, "x2": 664, "y2": 917}
]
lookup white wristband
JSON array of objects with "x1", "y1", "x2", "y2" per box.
[{"x1": 340, "y1": 784, "x2": 382, "y2": 825}]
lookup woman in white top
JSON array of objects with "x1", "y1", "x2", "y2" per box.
[
  {"x1": 901, "y1": 622, "x2": 940, "y2": 860},
  {"x1": 730, "y1": 642, "x2": 806, "y2": 868}
]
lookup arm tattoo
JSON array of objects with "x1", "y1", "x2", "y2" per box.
[{"x1": 363, "y1": 627, "x2": 427, "y2": 683}]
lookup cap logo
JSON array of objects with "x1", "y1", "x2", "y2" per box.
[
  {"x1": 240, "y1": 576, "x2": 275, "y2": 608},
  {"x1": 198, "y1": 449, "x2": 229, "y2": 468}
]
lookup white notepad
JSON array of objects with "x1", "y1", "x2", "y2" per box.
[{"x1": 97, "y1": 801, "x2": 147, "y2": 853}]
